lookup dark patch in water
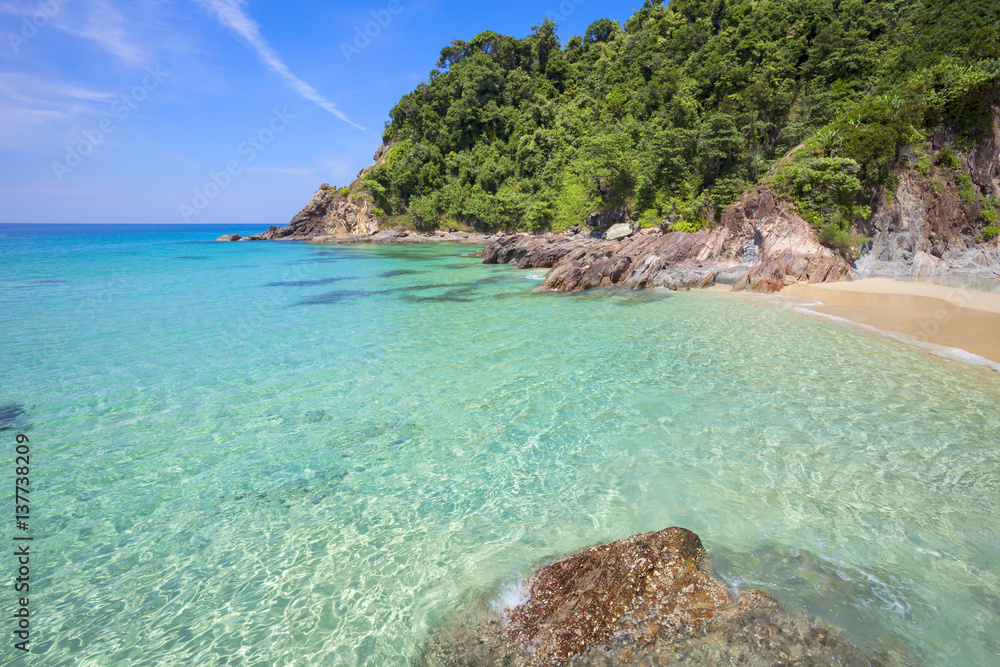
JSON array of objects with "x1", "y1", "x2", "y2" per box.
[
  {"x1": 294, "y1": 282, "x2": 454, "y2": 306},
  {"x1": 285, "y1": 254, "x2": 368, "y2": 265},
  {"x1": 399, "y1": 286, "x2": 478, "y2": 303},
  {"x1": 556, "y1": 288, "x2": 671, "y2": 305},
  {"x1": 475, "y1": 275, "x2": 508, "y2": 285},
  {"x1": 24, "y1": 279, "x2": 66, "y2": 285},
  {"x1": 297, "y1": 289, "x2": 378, "y2": 305},
  {"x1": 234, "y1": 467, "x2": 347, "y2": 507},
  {"x1": 0, "y1": 403, "x2": 26, "y2": 431},
  {"x1": 175, "y1": 256, "x2": 209, "y2": 261},
  {"x1": 266, "y1": 277, "x2": 352, "y2": 287},
  {"x1": 440, "y1": 262, "x2": 478, "y2": 270},
  {"x1": 303, "y1": 410, "x2": 328, "y2": 423},
  {"x1": 611, "y1": 291, "x2": 673, "y2": 306},
  {"x1": 379, "y1": 269, "x2": 422, "y2": 277}
]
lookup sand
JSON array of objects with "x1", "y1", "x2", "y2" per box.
[{"x1": 782, "y1": 278, "x2": 1000, "y2": 365}]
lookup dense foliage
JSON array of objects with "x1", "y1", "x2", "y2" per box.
[{"x1": 363, "y1": 0, "x2": 1000, "y2": 239}]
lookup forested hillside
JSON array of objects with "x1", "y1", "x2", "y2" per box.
[{"x1": 359, "y1": 0, "x2": 1000, "y2": 249}]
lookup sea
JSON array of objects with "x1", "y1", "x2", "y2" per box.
[{"x1": 1, "y1": 223, "x2": 998, "y2": 665}]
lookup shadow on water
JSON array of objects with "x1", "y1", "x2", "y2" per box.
[
  {"x1": 398, "y1": 286, "x2": 479, "y2": 303},
  {"x1": 0, "y1": 403, "x2": 26, "y2": 432},
  {"x1": 296, "y1": 289, "x2": 378, "y2": 305},
  {"x1": 543, "y1": 287, "x2": 673, "y2": 306},
  {"x1": 265, "y1": 277, "x2": 353, "y2": 288},
  {"x1": 233, "y1": 466, "x2": 348, "y2": 508},
  {"x1": 379, "y1": 269, "x2": 423, "y2": 278},
  {"x1": 294, "y1": 283, "x2": 454, "y2": 306}
]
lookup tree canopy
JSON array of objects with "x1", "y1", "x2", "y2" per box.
[{"x1": 363, "y1": 0, "x2": 1000, "y2": 234}]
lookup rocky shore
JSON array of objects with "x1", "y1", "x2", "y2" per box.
[
  {"x1": 216, "y1": 227, "x2": 496, "y2": 245},
  {"x1": 483, "y1": 185, "x2": 853, "y2": 293},
  {"x1": 417, "y1": 527, "x2": 904, "y2": 666},
  {"x1": 216, "y1": 125, "x2": 1000, "y2": 289}
]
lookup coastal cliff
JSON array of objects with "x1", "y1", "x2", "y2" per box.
[{"x1": 857, "y1": 119, "x2": 1000, "y2": 277}]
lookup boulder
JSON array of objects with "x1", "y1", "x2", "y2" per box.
[
  {"x1": 604, "y1": 223, "x2": 634, "y2": 241},
  {"x1": 216, "y1": 233, "x2": 241, "y2": 242},
  {"x1": 418, "y1": 528, "x2": 893, "y2": 666}
]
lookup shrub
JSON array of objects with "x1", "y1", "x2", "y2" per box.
[
  {"x1": 339, "y1": 187, "x2": 351, "y2": 197},
  {"x1": 916, "y1": 150, "x2": 932, "y2": 176},
  {"x1": 935, "y1": 146, "x2": 960, "y2": 169},
  {"x1": 955, "y1": 172, "x2": 976, "y2": 201},
  {"x1": 818, "y1": 225, "x2": 872, "y2": 259},
  {"x1": 979, "y1": 207, "x2": 999, "y2": 242},
  {"x1": 776, "y1": 158, "x2": 869, "y2": 230}
]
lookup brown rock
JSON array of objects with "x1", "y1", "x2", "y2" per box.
[
  {"x1": 418, "y1": 528, "x2": 898, "y2": 666},
  {"x1": 483, "y1": 185, "x2": 853, "y2": 294}
]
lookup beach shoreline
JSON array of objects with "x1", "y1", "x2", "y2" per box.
[{"x1": 782, "y1": 278, "x2": 1000, "y2": 366}]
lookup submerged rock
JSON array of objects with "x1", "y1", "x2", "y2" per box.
[{"x1": 417, "y1": 527, "x2": 893, "y2": 666}]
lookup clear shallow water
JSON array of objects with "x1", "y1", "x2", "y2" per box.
[{"x1": 1, "y1": 224, "x2": 999, "y2": 666}]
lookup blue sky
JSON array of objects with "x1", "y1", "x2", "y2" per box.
[{"x1": 1, "y1": 0, "x2": 638, "y2": 224}]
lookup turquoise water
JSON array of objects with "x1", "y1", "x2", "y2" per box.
[{"x1": 1, "y1": 224, "x2": 999, "y2": 666}]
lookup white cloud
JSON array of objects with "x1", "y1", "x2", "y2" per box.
[
  {"x1": 0, "y1": 72, "x2": 116, "y2": 149},
  {"x1": 54, "y1": 0, "x2": 147, "y2": 65},
  {"x1": 197, "y1": 0, "x2": 363, "y2": 130}
]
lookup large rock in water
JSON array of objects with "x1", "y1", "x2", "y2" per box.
[{"x1": 417, "y1": 528, "x2": 894, "y2": 666}]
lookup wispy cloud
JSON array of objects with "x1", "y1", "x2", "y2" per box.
[
  {"x1": 0, "y1": 72, "x2": 116, "y2": 150},
  {"x1": 197, "y1": 0, "x2": 363, "y2": 130},
  {"x1": 56, "y1": 0, "x2": 147, "y2": 65}
]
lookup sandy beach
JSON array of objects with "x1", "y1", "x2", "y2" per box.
[{"x1": 783, "y1": 278, "x2": 1000, "y2": 365}]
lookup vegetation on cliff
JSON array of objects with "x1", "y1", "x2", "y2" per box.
[{"x1": 361, "y1": 0, "x2": 1000, "y2": 249}]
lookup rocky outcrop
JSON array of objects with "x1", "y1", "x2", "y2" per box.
[
  {"x1": 215, "y1": 227, "x2": 281, "y2": 243},
  {"x1": 280, "y1": 185, "x2": 383, "y2": 240},
  {"x1": 315, "y1": 228, "x2": 496, "y2": 245},
  {"x1": 214, "y1": 185, "x2": 382, "y2": 242},
  {"x1": 858, "y1": 170, "x2": 1000, "y2": 277},
  {"x1": 483, "y1": 185, "x2": 852, "y2": 293},
  {"x1": 856, "y1": 112, "x2": 1000, "y2": 277},
  {"x1": 417, "y1": 528, "x2": 895, "y2": 666},
  {"x1": 217, "y1": 143, "x2": 393, "y2": 243}
]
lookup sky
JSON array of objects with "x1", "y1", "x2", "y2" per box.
[{"x1": 0, "y1": 0, "x2": 639, "y2": 225}]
